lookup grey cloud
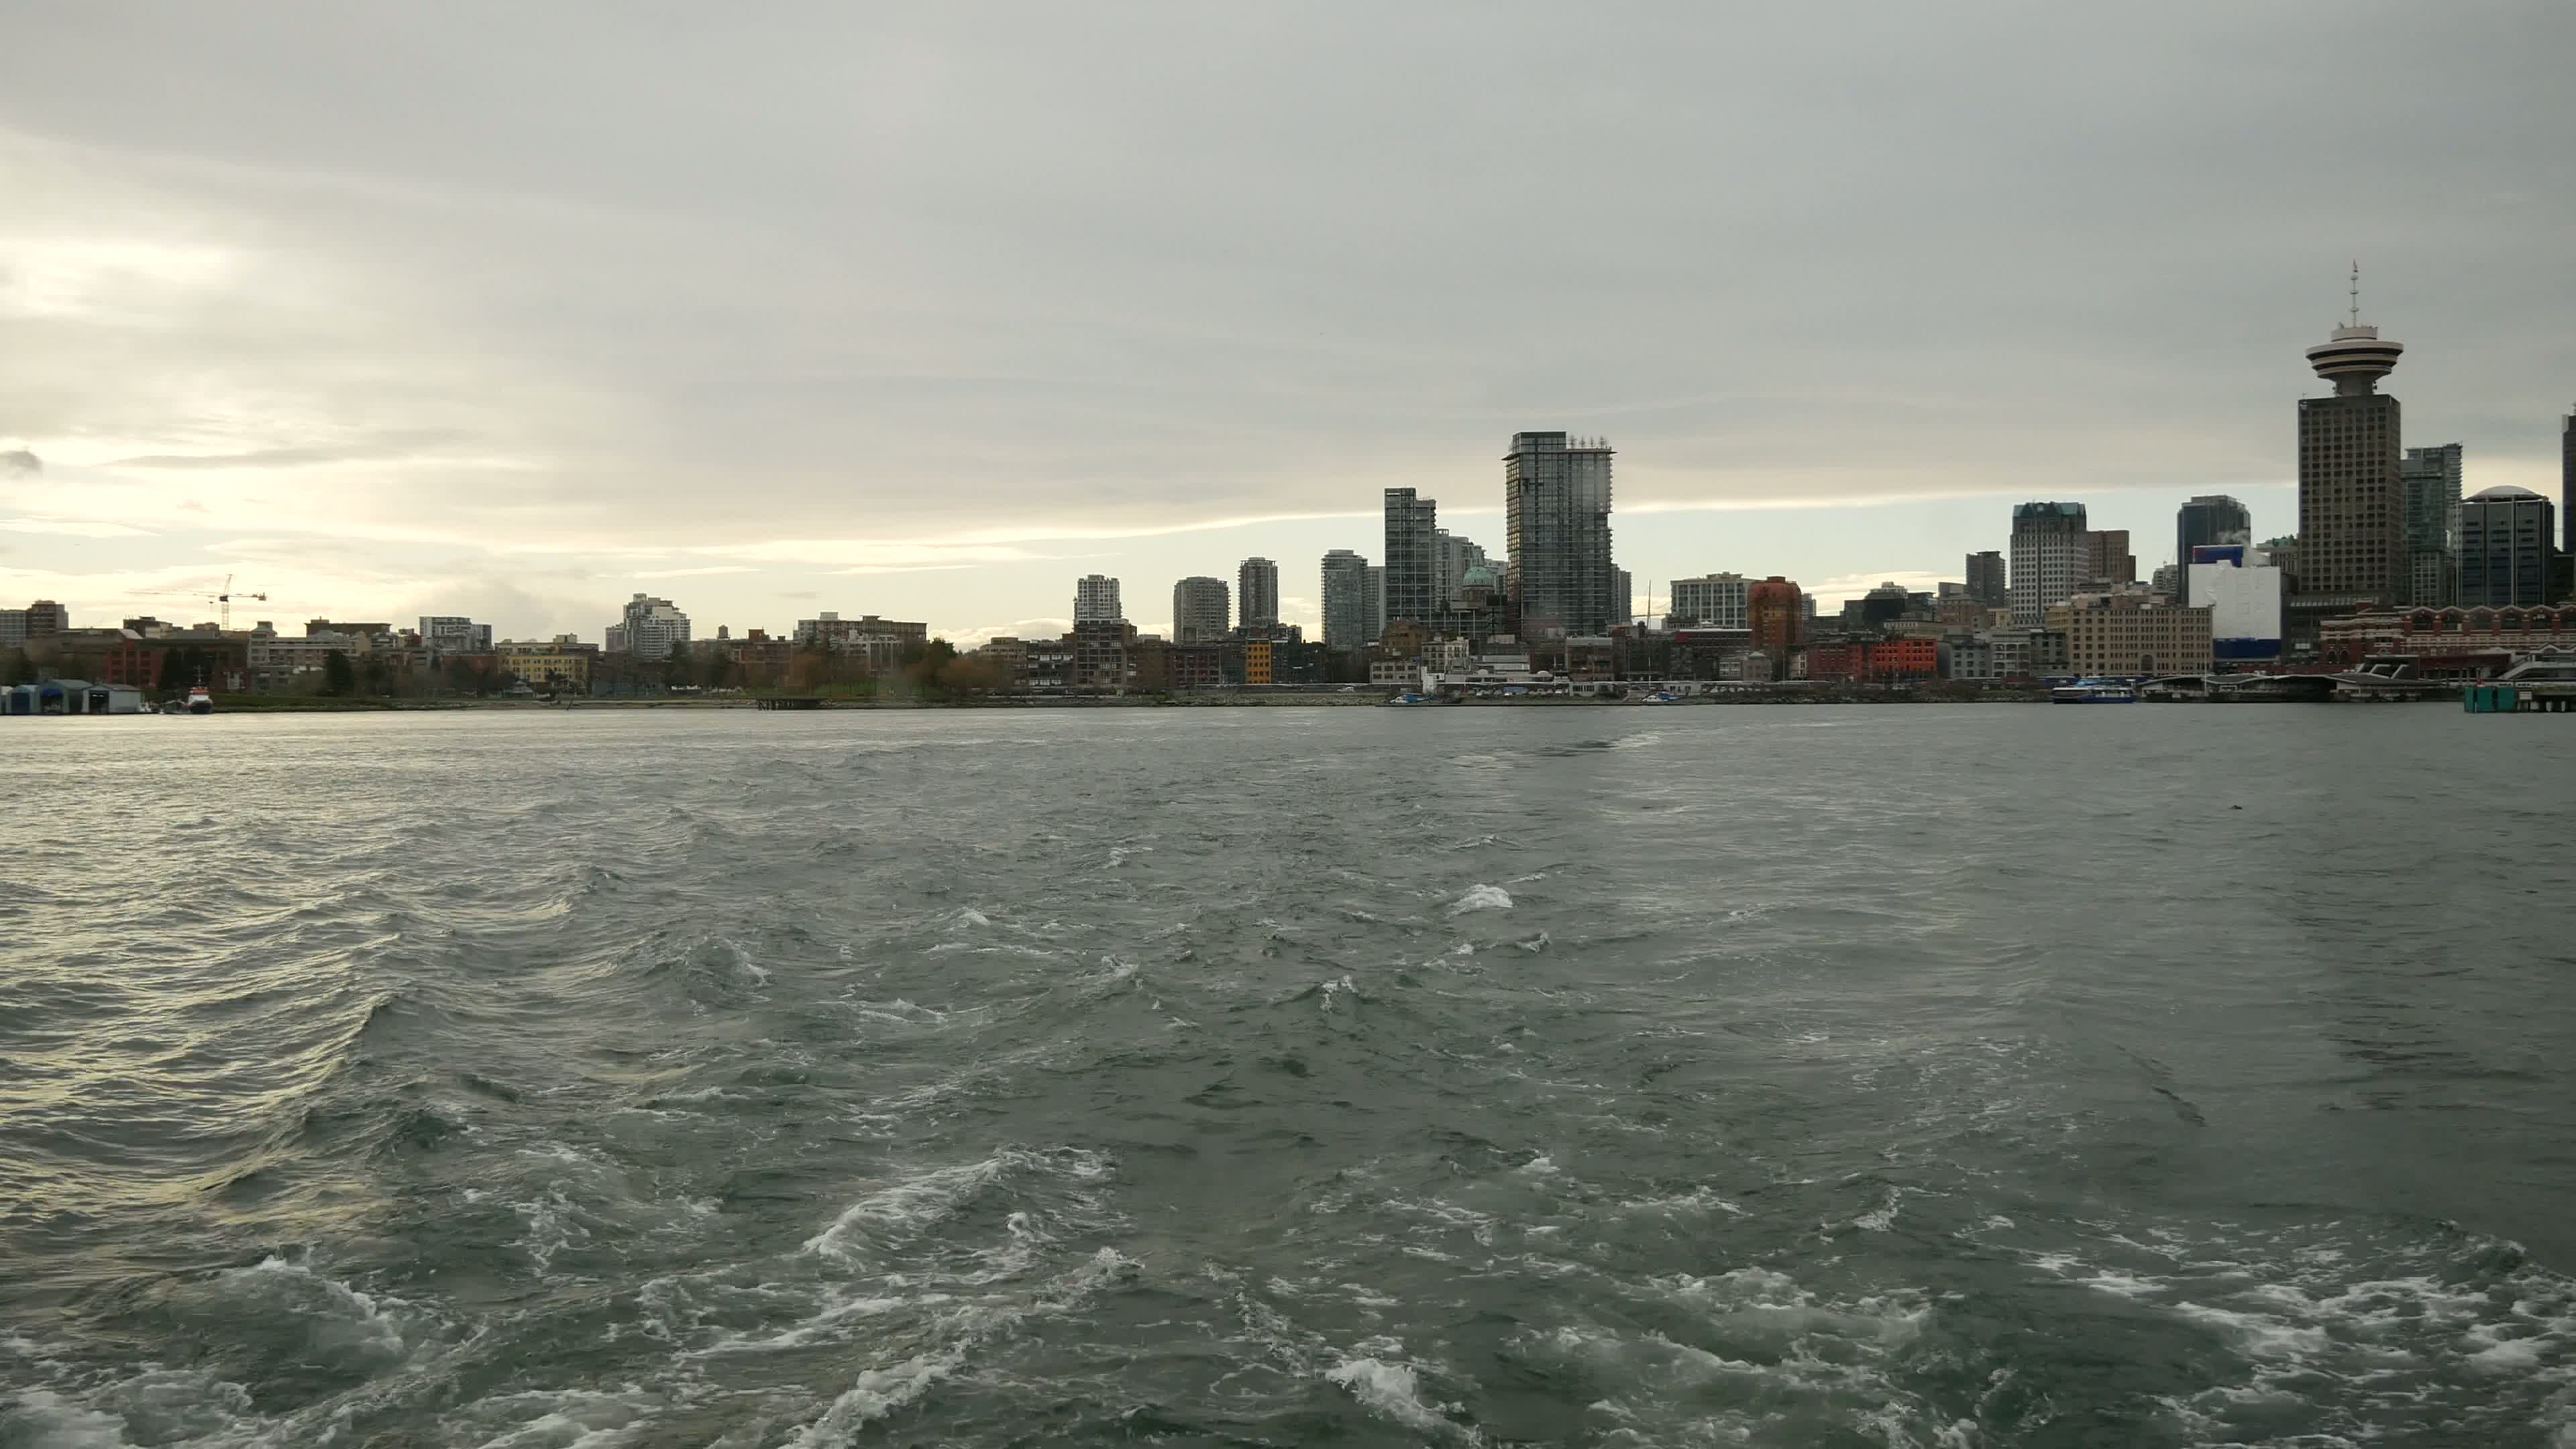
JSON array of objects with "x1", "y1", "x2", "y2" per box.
[
  {"x1": 1, "y1": 449, "x2": 39, "y2": 477},
  {"x1": 1, "y1": 2, "x2": 2569, "y2": 635}
]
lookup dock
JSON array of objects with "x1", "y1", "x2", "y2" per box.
[{"x1": 2465, "y1": 684, "x2": 2576, "y2": 714}]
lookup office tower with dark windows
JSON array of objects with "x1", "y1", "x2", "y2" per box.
[
  {"x1": 1503, "y1": 431, "x2": 1616, "y2": 637},
  {"x1": 1320, "y1": 550, "x2": 1371, "y2": 651},
  {"x1": 2562, "y1": 408, "x2": 2575, "y2": 555},
  {"x1": 2457, "y1": 486, "x2": 2556, "y2": 607},
  {"x1": 2008, "y1": 502, "x2": 2090, "y2": 625},
  {"x1": 1171, "y1": 576, "x2": 1230, "y2": 642},
  {"x1": 1236, "y1": 557, "x2": 1279, "y2": 630},
  {"x1": 1382, "y1": 488, "x2": 1440, "y2": 630},
  {"x1": 2296, "y1": 274, "x2": 2406, "y2": 612},
  {"x1": 2398, "y1": 443, "x2": 2463, "y2": 606},
  {"x1": 1965, "y1": 551, "x2": 2006, "y2": 608},
  {"x1": 2176, "y1": 495, "x2": 2252, "y2": 573}
]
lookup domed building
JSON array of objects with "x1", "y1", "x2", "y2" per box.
[{"x1": 2458, "y1": 484, "x2": 2557, "y2": 608}]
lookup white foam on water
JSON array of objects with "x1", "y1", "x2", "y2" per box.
[
  {"x1": 1449, "y1": 883, "x2": 1513, "y2": 915},
  {"x1": 3, "y1": 1389, "x2": 134, "y2": 1448},
  {"x1": 801, "y1": 1147, "x2": 1113, "y2": 1265},
  {"x1": 780, "y1": 1247, "x2": 1138, "y2": 1446},
  {"x1": 788, "y1": 1349, "x2": 963, "y2": 1446},
  {"x1": 228, "y1": 1256, "x2": 421, "y2": 1362},
  {"x1": 2029, "y1": 1221, "x2": 2576, "y2": 1442},
  {"x1": 1324, "y1": 1356, "x2": 1479, "y2": 1442},
  {"x1": 1320, "y1": 974, "x2": 1357, "y2": 1010},
  {"x1": 1523, "y1": 1273, "x2": 1953, "y2": 1444},
  {"x1": 953, "y1": 908, "x2": 991, "y2": 928},
  {"x1": 1850, "y1": 1187, "x2": 1904, "y2": 1233},
  {"x1": 1517, "y1": 1155, "x2": 1560, "y2": 1177},
  {"x1": 1617, "y1": 1185, "x2": 1749, "y2": 1217}
]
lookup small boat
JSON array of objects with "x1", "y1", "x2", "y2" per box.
[
  {"x1": 184, "y1": 686, "x2": 215, "y2": 715},
  {"x1": 2050, "y1": 679, "x2": 2138, "y2": 704}
]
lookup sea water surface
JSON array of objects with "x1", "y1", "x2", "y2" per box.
[{"x1": 4, "y1": 705, "x2": 2573, "y2": 1447}]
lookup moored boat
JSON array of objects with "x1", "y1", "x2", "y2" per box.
[{"x1": 2050, "y1": 679, "x2": 2139, "y2": 704}]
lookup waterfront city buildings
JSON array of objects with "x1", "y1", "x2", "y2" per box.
[
  {"x1": 1965, "y1": 551, "x2": 2006, "y2": 608},
  {"x1": 1747, "y1": 577, "x2": 1805, "y2": 662},
  {"x1": 2184, "y1": 545, "x2": 2286, "y2": 663},
  {"x1": 1668, "y1": 574, "x2": 1751, "y2": 631},
  {"x1": 2085, "y1": 530, "x2": 2137, "y2": 587},
  {"x1": 1, "y1": 600, "x2": 69, "y2": 649},
  {"x1": 2457, "y1": 485, "x2": 2557, "y2": 607},
  {"x1": 2399, "y1": 443, "x2": 2464, "y2": 606},
  {"x1": 417, "y1": 616, "x2": 494, "y2": 654},
  {"x1": 2049, "y1": 593, "x2": 2216, "y2": 676},
  {"x1": 605, "y1": 594, "x2": 690, "y2": 660},
  {"x1": 1075, "y1": 575, "x2": 1124, "y2": 624},
  {"x1": 1320, "y1": 550, "x2": 1372, "y2": 650},
  {"x1": 2565, "y1": 407, "x2": 2575, "y2": 555},
  {"x1": 2296, "y1": 277, "x2": 2407, "y2": 614},
  {"x1": 1173, "y1": 577, "x2": 1230, "y2": 643},
  {"x1": 1236, "y1": 558, "x2": 1279, "y2": 630},
  {"x1": 2176, "y1": 496, "x2": 2251, "y2": 575},
  {"x1": 2009, "y1": 502, "x2": 2090, "y2": 626},
  {"x1": 794, "y1": 612, "x2": 928, "y2": 651},
  {"x1": 1503, "y1": 431, "x2": 1617, "y2": 638},
  {"x1": 1382, "y1": 488, "x2": 1440, "y2": 631},
  {"x1": 494, "y1": 637, "x2": 599, "y2": 692}
]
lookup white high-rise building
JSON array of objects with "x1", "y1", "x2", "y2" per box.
[
  {"x1": 1236, "y1": 557, "x2": 1279, "y2": 629},
  {"x1": 1075, "y1": 574, "x2": 1124, "y2": 624},
  {"x1": 1667, "y1": 574, "x2": 1750, "y2": 630},
  {"x1": 417, "y1": 616, "x2": 492, "y2": 654},
  {"x1": 608, "y1": 594, "x2": 690, "y2": 659},
  {"x1": 2185, "y1": 545, "x2": 2284, "y2": 664},
  {"x1": 2009, "y1": 502, "x2": 2090, "y2": 627},
  {"x1": 1171, "y1": 576, "x2": 1230, "y2": 642}
]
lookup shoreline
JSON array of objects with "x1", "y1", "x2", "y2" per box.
[{"x1": 154, "y1": 688, "x2": 2226, "y2": 712}]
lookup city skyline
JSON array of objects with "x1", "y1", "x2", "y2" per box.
[{"x1": 5, "y1": 6, "x2": 2573, "y2": 644}]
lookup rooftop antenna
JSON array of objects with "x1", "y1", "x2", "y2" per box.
[{"x1": 2348, "y1": 260, "x2": 2361, "y2": 327}]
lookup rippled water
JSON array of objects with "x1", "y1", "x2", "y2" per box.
[{"x1": 5, "y1": 705, "x2": 2575, "y2": 1447}]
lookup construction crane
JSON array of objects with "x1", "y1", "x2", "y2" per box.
[
  {"x1": 209, "y1": 574, "x2": 266, "y2": 630},
  {"x1": 132, "y1": 575, "x2": 266, "y2": 630}
]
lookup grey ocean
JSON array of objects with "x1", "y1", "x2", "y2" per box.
[{"x1": 5, "y1": 707, "x2": 2574, "y2": 1447}]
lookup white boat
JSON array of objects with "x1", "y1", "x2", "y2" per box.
[
  {"x1": 184, "y1": 686, "x2": 215, "y2": 715},
  {"x1": 2050, "y1": 680, "x2": 2138, "y2": 704}
]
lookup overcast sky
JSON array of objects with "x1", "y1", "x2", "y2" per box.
[{"x1": 4, "y1": 2, "x2": 2571, "y2": 643}]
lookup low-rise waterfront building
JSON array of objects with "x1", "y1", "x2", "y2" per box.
[
  {"x1": 496, "y1": 636, "x2": 600, "y2": 692},
  {"x1": 2318, "y1": 604, "x2": 2576, "y2": 671},
  {"x1": 2048, "y1": 594, "x2": 2214, "y2": 676}
]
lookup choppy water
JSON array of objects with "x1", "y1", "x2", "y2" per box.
[{"x1": 5, "y1": 705, "x2": 2575, "y2": 1447}]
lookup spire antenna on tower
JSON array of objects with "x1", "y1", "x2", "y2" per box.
[{"x1": 2349, "y1": 260, "x2": 2361, "y2": 327}]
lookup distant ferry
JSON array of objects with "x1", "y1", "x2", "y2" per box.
[{"x1": 2050, "y1": 680, "x2": 2139, "y2": 704}]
